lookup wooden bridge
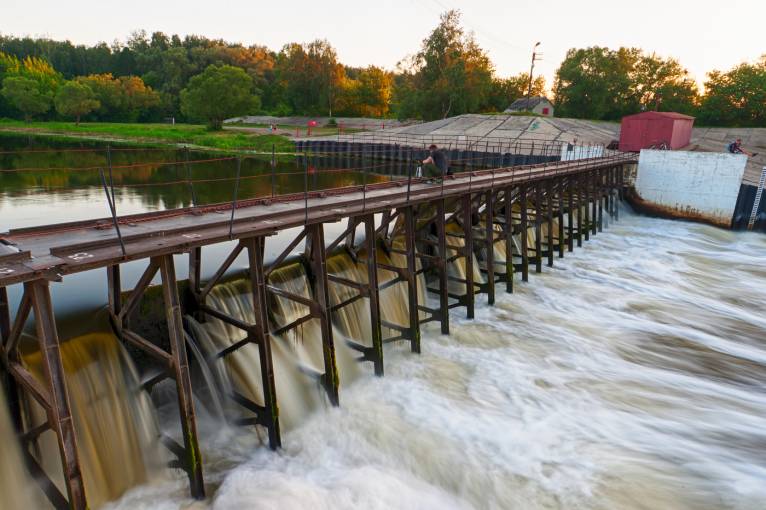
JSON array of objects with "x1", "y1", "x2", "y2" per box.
[{"x1": 0, "y1": 152, "x2": 635, "y2": 509}]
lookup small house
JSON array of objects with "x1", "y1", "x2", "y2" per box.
[
  {"x1": 505, "y1": 96, "x2": 554, "y2": 117},
  {"x1": 619, "y1": 111, "x2": 695, "y2": 151}
]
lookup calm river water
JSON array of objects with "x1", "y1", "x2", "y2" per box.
[{"x1": 105, "y1": 210, "x2": 766, "y2": 510}]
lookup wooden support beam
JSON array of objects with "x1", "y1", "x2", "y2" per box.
[
  {"x1": 189, "y1": 247, "x2": 202, "y2": 296},
  {"x1": 243, "y1": 236, "x2": 281, "y2": 449},
  {"x1": 504, "y1": 187, "x2": 514, "y2": 293},
  {"x1": 546, "y1": 180, "x2": 554, "y2": 267},
  {"x1": 199, "y1": 243, "x2": 243, "y2": 301},
  {"x1": 363, "y1": 216, "x2": 384, "y2": 376},
  {"x1": 107, "y1": 265, "x2": 121, "y2": 320},
  {"x1": 118, "y1": 260, "x2": 159, "y2": 325},
  {"x1": 598, "y1": 170, "x2": 604, "y2": 232},
  {"x1": 305, "y1": 224, "x2": 340, "y2": 406},
  {"x1": 28, "y1": 280, "x2": 88, "y2": 510},
  {"x1": 557, "y1": 180, "x2": 565, "y2": 258},
  {"x1": 567, "y1": 177, "x2": 574, "y2": 252},
  {"x1": 461, "y1": 194, "x2": 475, "y2": 319},
  {"x1": 534, "y1": 183, "x2": 543, "y2": 273},
  {"x1": 484, "y1": 190, "x2": 495, "y2": 305},
  {"x1": 157, "y1": 255, "x2": 205, "y2": 499},
  {"x1": 520, "y1": 185, "x2": 529, "y2": 282},
  {"x1": 435, "y1": 199, "x2": 450, "y2": 335},
  {"x1": 403, "y1": 206, "x2": 421, "y2": 353},
  {"x1": 591, "y1": 171, "x2": 598, "y2": 236},
  {"x1": 583, "y1": 173, "x2": 590, "y2": 242}
]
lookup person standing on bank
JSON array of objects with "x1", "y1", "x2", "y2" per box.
[{"x1": 422, "y1": 144, "x2": 450, "y2": 182}]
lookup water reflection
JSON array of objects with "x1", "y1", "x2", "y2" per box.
[{"x1": 0, "y1": 135, "x2": 405, "y2": 231}]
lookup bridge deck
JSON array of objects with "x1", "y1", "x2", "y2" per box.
[{"x1": 0, "y1": 156, "x2": 634, "y2": 287}]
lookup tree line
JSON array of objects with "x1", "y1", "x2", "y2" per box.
[{"x1": 0, "y1": 10, "x2": 763, "y2": 127}]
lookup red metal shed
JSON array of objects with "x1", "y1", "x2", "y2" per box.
[{"x1": 618, "y1": 111, "x2": 695, "y2": 151}]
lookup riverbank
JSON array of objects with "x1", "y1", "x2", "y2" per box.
[{"x1": 0, "y1": 120, "x2": 296, "y2": 153}]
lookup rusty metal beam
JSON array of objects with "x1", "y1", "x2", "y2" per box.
[
  {"x1": 363, "y1": 216, "x2": 384, "y2": 376},
  {"x1": 243, "y1": 236, "x2": 281, "y2": 449},
  {"x1": 504, "y1": 187, "x2": 514, "y2": 293},
  {"x1": 435, "y1": 199, "x2": 450, "y2": 335},
  {"x1": 28, "y1": 280, "x2": 88, "y2": 509},
  {"x1": 546, "y1": 179, "x2": 554, "y2": 268},
  {"x1": 567, "y1": 177, "x2": 574, "y2": 252},
  {"x1": 157, "y1": 255, "x2": 205, "y2": 499},
  {"x1": 461, "y1": 194, "x2": 475, "y2": 319},
  {"x1": 118, "y1": 260, "x2": 159, "y2": 325},
  {"x1": 484, "y1": 190, "x2": 495, "y2": 305},
  {"x1": 403, "y1": 206, "x2": 421, "y2": 353},
  {"x1": 305, "y1": 224, "x2": 340, "y2": 406},
  {"x1": 520, "y1": 185, "x2": 529, "y2": 282},
  {"x1": 199, "y1": 242, "x2": 244, "y2": 301},
  {"x1": 534, "y1": 183, "x2": 543, "y2": 273}
]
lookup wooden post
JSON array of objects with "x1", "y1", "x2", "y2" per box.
[
  {"x1": 28, "y1": 280, "x2": 88, "y2": 510},
  {"x1": 462, "y1": 194, "x2": 475, "y2": 319},
  {"x1": 403, "y1": 206, "x2": 421, "y2": 353},
  {"x1": 484, "y1": 190, "x2": 495, "y2": 305},
  {"x1": 436, "y1": 199, "x2": 450, "y2": 335},
  {"x1": 583, "y1": 173, "x2": 590, "y2": 242},
  {"x1": 306, "y1": 224, "x2": 340, "y2": 406},
  {"x1": 557, "y1": 179, "x2": 565, "y2": 258},
  {"x1": 546, "y1": 179, "x2": 554, "y2": 267},
  {"x1": 106, "y1": 265, "x2": 121, "y2": 319},
  {"x1": 363, "y1": 216, "x2": 384, "y2": 376},
  {"x1": 591, "y1": 172, "x2": 598, "y2": 236},
  {"x1": 534, "y1": 183, "x2": 543, "y2": 273},
  {"x1": 520, "y1": 185, "x2": 529, "y2": 282},
  {"x1": 157, "y1": 255, "x2": 205, "y2": 499},
  {"x1": 567, "y1": 177, "x2": 574, "y2": 252},
  {"x1": 189, "y1": 247, "x2": 202, "y2": 295},
  {"x1": 598, "y1": 170, "x2": 604, "y2": 232},
  {"x1": 244, "y1": 237, "x2": 282, "y2": 448},
  {"x1": 504, "y1": 187, "x2": 514, "y2": 293}
]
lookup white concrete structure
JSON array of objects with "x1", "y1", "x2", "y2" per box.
[
  {"x1": 561, "y1": 144, "x2": 604, "y2": 161},
  {"x1": 635, "y1": 150, "x2": 747, "y2": 226}
]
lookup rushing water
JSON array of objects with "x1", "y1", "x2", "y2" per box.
[{"x1": 92, "y1": 210, "x2": 766, "y2": 510}]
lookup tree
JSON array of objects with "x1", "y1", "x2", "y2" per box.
[
  {"x1": 553, "y1": 46, "x2": 639, "y2": 120},
  {"x1": 180, "y1": 64, "x2": 259, "y2": 129},
  {"x1": 274, "y1": 40, "x2": 345, "y2": 116},
  {"x1": 54, "y1": 81, "x2": 100, "y2": 124},
  {"x1": 394, "y1": 10, "x2": 494, "y2": 120},
  {"x1": 632, "y1": 53, "x2": 699, "y2": 114},
  {"x1": 699, "y1": 57, "x2": 766, "y2": 127},
  {"x1": 486, "y1": 73, "x2": 545, "y2": 112},
  {"x1": 1, "y1": 75, "x2": 52, "y2": 121}
]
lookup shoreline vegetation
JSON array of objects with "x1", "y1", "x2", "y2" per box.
[{"x1": 0, "y1": 120, "x2": 296, "y2": 153}]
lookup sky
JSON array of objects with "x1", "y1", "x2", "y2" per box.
[{"x1": 1, "y1": 0, "x2": 763, "y2": 90}]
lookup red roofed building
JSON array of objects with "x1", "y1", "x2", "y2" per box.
[{"x1": 619, "y1": 111, "x2": 695, "y2": 152}]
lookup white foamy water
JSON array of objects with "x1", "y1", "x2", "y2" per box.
[{"x1": 108, "y1": 211, "x2": 766, "y2": 510}]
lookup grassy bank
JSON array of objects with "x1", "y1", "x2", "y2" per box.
[{"x1": 0, "y1": 120, "x2": 296, "y2": 153}]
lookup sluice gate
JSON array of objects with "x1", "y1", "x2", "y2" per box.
[{"x1": 0, "y1": 152, "x2": 634, "y2": 509}]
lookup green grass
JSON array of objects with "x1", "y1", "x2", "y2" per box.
[
  {"x1": 0, "y1": 120, "x2": 296, "y2": 153},
  {"x1": 226, "y1": 122, "x2": 365, "y2": 135}
]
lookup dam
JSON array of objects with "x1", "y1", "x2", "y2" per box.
[
  {"x1": 2, "y1": 134, "x2": 764, "y2": 509},
  {"x1": 0, "y1": 136, "x2": 635, "y2": 508}
]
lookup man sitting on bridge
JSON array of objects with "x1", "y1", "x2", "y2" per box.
[
  {"x1": 422, "y1": 144, "x2": 451, "y2": 182},
  {"x1": 727, "y1": 138, "x2": 757, "y2": 157}
]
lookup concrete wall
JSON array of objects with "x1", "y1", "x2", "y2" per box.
[
  {"x1": 634, "y1": 150, "x2": 747, "y2": 226},
  {"x1": 561, "y1": 144, "x2": 604, "y2": 161}
]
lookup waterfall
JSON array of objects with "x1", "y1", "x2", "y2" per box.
[
  {"x1": 0, "y1": 383, "x2": 43, "y2": 509},
  {"x1": 23, "y1": 333, "x2": 165, "y2": 508}
]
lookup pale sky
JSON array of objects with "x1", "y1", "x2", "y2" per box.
[{"x1": 1, "y1": 0, "x2": 763, "y2": 90}]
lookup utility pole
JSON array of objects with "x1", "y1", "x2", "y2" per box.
[{"x1": 526, "y1": 42, "x2": 542, "y2": 111}]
